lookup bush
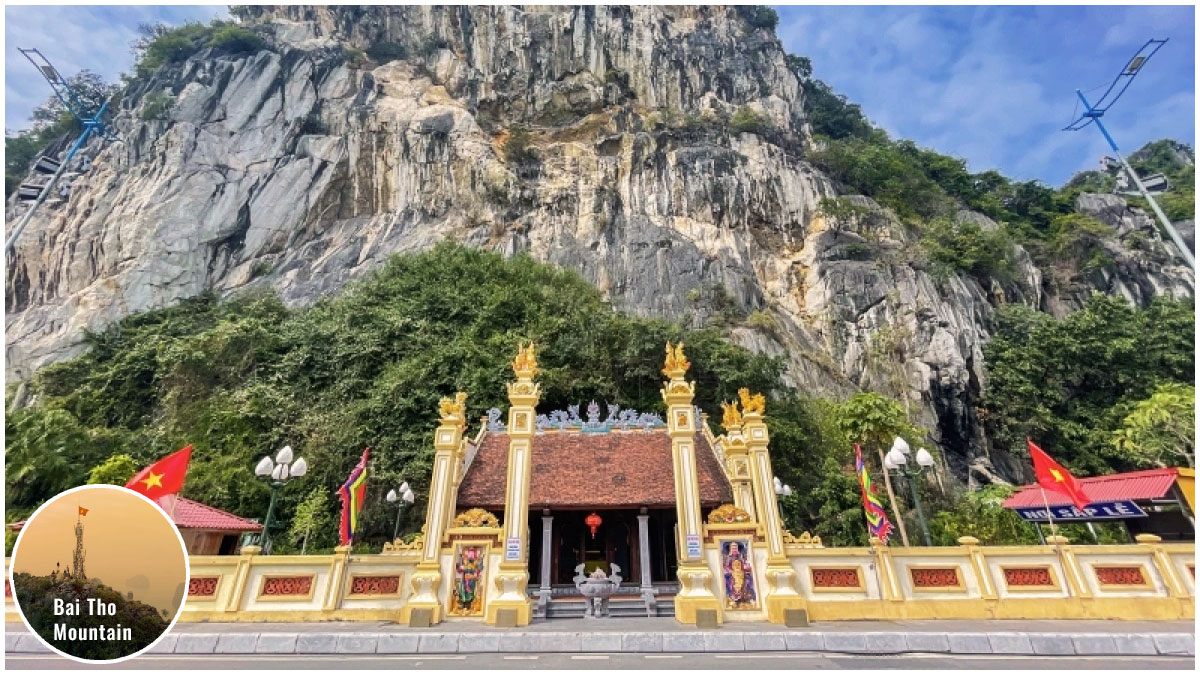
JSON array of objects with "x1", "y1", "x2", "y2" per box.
[
  {"x1": 140, "y1": 92, "x2": 174, "y2": 120},
  {"x1": 366, "y1": 41, "x2": 408, "y2": 63},
  {"x1": 208, "y1": 24, "x2": 265, "y2": 54},
  {"x1": 730, "y1": 106, "x2": 772, "y2": 135},
  {"x1": 342, "y1": 46, "x2": 369, "y2": 68},
  {"x1": 502, "y1": 126, "x2": 535, "y2": 164},
  {"x1": 296, "y1": 114, "x2": 328, "y2": 136},
  {"x1": 135, "y1": 21, "x2": 265, "y2": 77},
  {"x1": 921, "y1": 217, "x2": 1014, "y2": 280},
  {"x1": 737, "y1": 5, "x2": 779, "y2": 31}
]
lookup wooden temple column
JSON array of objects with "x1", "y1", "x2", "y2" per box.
[
  {"x1": 740, "y1": 392, "x2": 807, "y2": 624},
  {"x1": 487, "y1": 343, "x2": 541, "y2": 626},
  {"x1": 403, "y1": 392, "x2": 469, "y2": 626},
  {"x1": 661, "y1": 342, "x2": 722, "y2": 625}
]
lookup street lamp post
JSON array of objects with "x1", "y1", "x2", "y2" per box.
[
  {"x1": 386, "y1": 482, "x2": 416, "y2": 541},
  {"x1": 884, "y1": 438, "x2": 936, "y2": 546},
  {"x1": 253, "y1": 445, "x2": 310, "y2": 554},
  {"x1": 773, "y1": 477, "x2": 793, "y2": 527}
]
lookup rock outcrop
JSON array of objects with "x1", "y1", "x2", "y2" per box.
[{"x1": 5, "y1": 5, "x2": 1192, "y2": 485}]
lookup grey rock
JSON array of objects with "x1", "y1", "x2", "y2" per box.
[{"x1": 3, "y1": 5, "x2": 1192, "y2": 490}]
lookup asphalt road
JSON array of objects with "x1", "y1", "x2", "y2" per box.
[{"x1": 4, "y1": 652, "x2": 1195, "y2": 670}]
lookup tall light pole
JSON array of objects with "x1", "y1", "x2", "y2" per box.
[
  {"x1": 386, "y1": 482, "x2": 415, "y2": 541},
  {"x1": 884, "y1": 439, "x2": 936, "y2": 546},
  {"x1": 253, "y1": 445, "x2": 310, "y2": 554},
  {"x1": 1063, "y1": 38, "x2": 1194, "y2": 271}
]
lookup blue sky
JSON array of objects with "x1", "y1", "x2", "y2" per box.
[
  {"x1": 4, "y1": 4, "x2": 1195, "y2": 186},
  {"x1": 775, "y1": 4, "x2": 1195, "y2": 184}
]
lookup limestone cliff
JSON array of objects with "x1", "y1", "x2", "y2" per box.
[{"x1": 5, "y1": 5, "x2": 1192, "y2": 485}]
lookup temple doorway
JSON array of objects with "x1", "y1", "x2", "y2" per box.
[{"x1": 528, "y1": 508, "x2": 678, "y2": 587}]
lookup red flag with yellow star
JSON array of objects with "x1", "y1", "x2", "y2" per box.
[
  {"x1": 1028, "y1": 438, "x2": 1089, "y2": 510},
  {"x1": 126, "y1": 446, "x2": 192, "y2": 499}
]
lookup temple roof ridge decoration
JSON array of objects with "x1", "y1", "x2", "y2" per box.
[{"x1": 528, "y1": 401, "x2": 669, "y2": 434}]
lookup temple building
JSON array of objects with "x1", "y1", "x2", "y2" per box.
[{"x1": 395, "y1": 342, "x2": 806, "y2": 627}]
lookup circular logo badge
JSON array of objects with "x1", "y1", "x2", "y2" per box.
[{"x1": 9, "y1": 484, "x2": 189, "y2": 663}]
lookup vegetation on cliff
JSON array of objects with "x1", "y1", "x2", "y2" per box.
[{"x1": 5, "y1": 245, "x2": 1192, "y2": 549}]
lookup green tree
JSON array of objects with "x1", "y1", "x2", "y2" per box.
[
  {"x1": 983, "y1": 293, "x2": 1194, "y2": 476},
  {"x1": 87, "y1": 454, "x2": 139, "y2": 485},
  {"x1": 927, "y1": 485, "x2": 1038, "y2": 545},
  {"x1": 1113, "y1": 382, "x2": 1195, "y2": 469},
  {"x1": 287, "y1": 487, "x2": 335, "y2": 554}
]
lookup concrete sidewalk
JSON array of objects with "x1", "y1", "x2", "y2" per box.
[{"x1": 5, "y1": 620, "x2": 1195, "y2": 657}]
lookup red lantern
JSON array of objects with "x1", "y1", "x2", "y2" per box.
[{"x1": 585, "y1": 512, "x2": 602, "y2": 539}]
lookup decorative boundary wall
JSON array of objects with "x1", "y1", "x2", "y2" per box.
[{"x1": 4, "y1": 535, "x2": 1193, "y2": 624}]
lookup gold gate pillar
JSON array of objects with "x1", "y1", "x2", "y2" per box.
[
  {"x1": 662, "y1": 342, "x2": 722, "y2": 625},
  {"x1": 487, "y1": 343, "x2": 541, "y2": 626},
  {"x1": 739, "y1": 388, "x2": 807, "y2": 623},
  {"x1": 719, "y1": 406, "x2": 756, "y2": 519},
  {"x1": 403, "y1": 392, "x2": 469, "y2": 625}
]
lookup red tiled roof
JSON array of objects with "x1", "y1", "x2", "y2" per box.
[
  {"x1": 7, "y1": 497, "x2": 261, "y2": 532},
  {"x1": 1002, "y1": 468, "x2": 1181, "y2": 509},
  {"x1": 457, "y1": 430, "x2": 733, "y2": 510},
  {"x1": 172, "y1": 497, "x2": 263, "y2": 532}
]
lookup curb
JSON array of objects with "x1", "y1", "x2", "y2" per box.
[{"x1": 6, "y1": 630, "x2": 1196, "y2": 657}]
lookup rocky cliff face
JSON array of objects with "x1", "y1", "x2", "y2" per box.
[{"x1": 5, "y1": 5, "x2": 1193, "y2": 485}]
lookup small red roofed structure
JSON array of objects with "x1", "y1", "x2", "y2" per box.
[{"x1": 7, "y1": 495, "x2": 262, "y2": 555}]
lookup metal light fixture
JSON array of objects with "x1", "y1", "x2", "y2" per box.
[
  {"x1": 884, "y1": 439, "x2": 933, "y2": 546},
  {"x1": 254, "y1": 444, "x2": 310, "y2": 554},
  {"x1": 387, "y1": 481, "x2": 417, "y2": 541}
]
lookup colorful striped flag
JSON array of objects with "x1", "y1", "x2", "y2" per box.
[
  {"x1": 854, "y1": 444, "x2": 894, "y2": 544},
  {"x1": 338, "y1": 447, "x2": 371, "y2": 546}
]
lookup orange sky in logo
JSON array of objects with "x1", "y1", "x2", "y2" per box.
[{"x1": 13, "y1": 487, "x2": 187, "y2": 617}]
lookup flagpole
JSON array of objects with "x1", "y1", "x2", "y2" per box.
[{"x1": 1040, "y1": 487, "x2": 1059, "y2": 539}]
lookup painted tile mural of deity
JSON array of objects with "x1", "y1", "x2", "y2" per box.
[
  {"x1": 720, "y1": 539, "x2": 758, "y2": 610},
  {"x1": 449, "y1": 544, "x2": 486, "y2": 616}
]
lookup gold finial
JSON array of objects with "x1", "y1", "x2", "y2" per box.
[
  {"x1": 512, "y1": 341, "x2": 539, "y2": 379},
  {"x1": 737, "y1": 387, "x2": 765, "y2": 415},
  {"x1": 720, "y1": 400, "x2": 743, "y2": 430},
  {"x1": 439, "y1": 391, "x2": 468, "y2": 421},
  {"x1": 662, "y1": 341, "x2": 691, "y2": 377}
]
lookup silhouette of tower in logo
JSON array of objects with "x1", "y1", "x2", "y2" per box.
[{"x1": 72, "y1": 508, "x2": 86, "y2": 580}]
